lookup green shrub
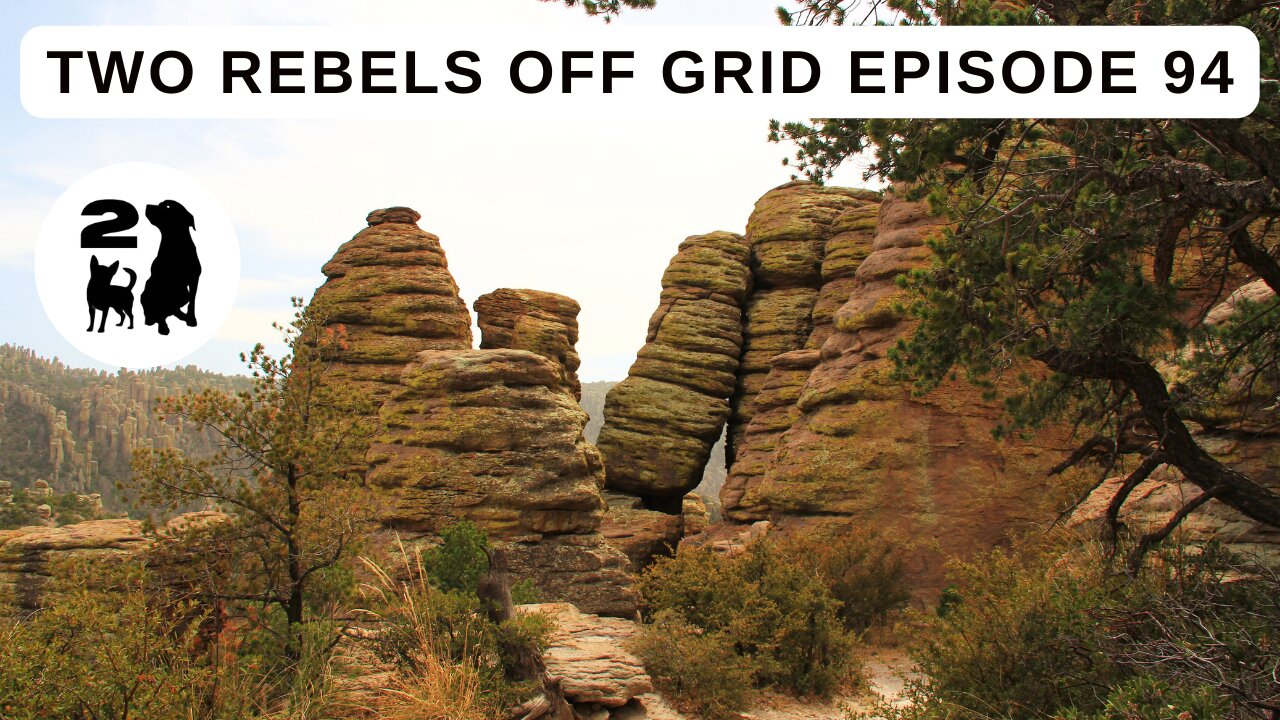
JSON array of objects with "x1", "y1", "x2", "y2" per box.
[
  {"x1": 631, "y1": 610, "x2": 753, "y2": 720},
  {"x1": 1059, "y1": 676, "x2": 1227, "y2": 720},
  {"x1": 780, "y1": 529, "x2": 911, "y2": 633},
  {"x1": 424, "y1": 521, "x2": 491, "y2": 595},
  {"x1": 861, "y1": 539, "x2": 1280, "y2": 720},
  {"x1": 638, "y1": 539, "x2": 857, "y2": 699},
  {"x1": 0, "y1": 559, "x2": 239, "y2": 720},
  {"x1": 358, "y1": 548, "x2": 549, "y2": 716},
  {"x1": 906, "y1": 544, "x2": 1123, "y2": 718}
]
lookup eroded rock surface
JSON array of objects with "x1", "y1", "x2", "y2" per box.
[
  {"x1": 1070, "y1": 463, "x2": 1280, "y2": 567},
  {"x1": 518, "y1": 602, "x2": 654, "y2": 707},
  {"x1": 367, "y1": 349, "x2": 636, "y2": 616},
  {"x1": 475, "y1": 288, "x2": 583, "y2": 400},
  {"x1": 597, "y1": 232, "x2": 751, "y2": 501},
  {"x1": 599, "y1": 492, "x2": 683, "y2": 573},
  {"x1": 0, "y1": 512, "x2": 222, "y2": 609},
  {"x1": 727, "y1": 183, "x2": 881, "y2": 467},
  {"x1": 721, "y1": 188, "x2": 1071, "y2": 595},
  {"x1": 311, "y1": 207, "x2": 472, "y2": 403}
]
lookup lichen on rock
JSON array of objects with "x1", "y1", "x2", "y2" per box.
[
  {"x1": 367, "y1": 348, "x2": 636, "y2": 616},
  {"x1": 597, "y1": 231, "x2": 751, "y2": 502},
  {"x1": 474, "y1": 288, "x2": 583, "y2": 400},
  {"x1": 310, "y1": 207, "x2": 473, "y2": 403}
]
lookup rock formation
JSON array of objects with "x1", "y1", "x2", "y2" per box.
[
  {"x1": 0, "y1": 345, "x2": 245, "y2": 503},
  {"x1": 726, "y1": 183, "x2": 882, "y2": 467},
  {"x1": 1070, "y1": 464, "x2": 1280, "y2": 567},
  {"x1": 1069, "y1": 280, "x2": 1280, "y2": 566},
  {"x1": 366, "y1": 349, "x2": 636, "y2": 616},
  {"x1": 309, "y1": 208, "x2": 638, "y2": 616},
  {"x1": 311, "y1": 207, "x2": 473, "y2": 404},
  {"x1": 718, "y1": 186, "x2": 1072, "y2": 595},
  {"x1": 596, "y1": 231, "x2": 751, "y2": 503},
  {"x1": 518, "y1": 602, "x2": 655, "y2": 709},
  {"x1": 0, "y1": 512, "x2": 221, "y2": 610},
  {"x1": 474, "y1": 288, "x2": 583, "y2": 399},
  {"x1": 599, "y1": 492, "x2": 683, "y2": 573}
]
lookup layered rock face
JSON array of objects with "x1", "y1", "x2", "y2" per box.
[
  {"x1": 311, "y1": 207, "x2": 473, "y2": 403},
  {"x1": 517, "y1": 603, "x2": 654, "y2": 709},
  {"x1": 726, "y1": 183, "x2": 882, "y2": 467},
  {"x1": 474, "y1": 288, "x2": 583, "y2": 399},
  {"x1": 599, "y1": 492, "x2": 683, "y2": 573},
  {"x1": 366, "y1": 349, "x2": 635, "y2": 616},
  {"x1": 596, "y1": 232, "x2": 751, "y2": 502},
  {"x1": 720, "y1": 183, "x2": 883, "y2": 516},
  {"x1": 1070, "y1": 464, "x2": 1280, "y2": 567},
  {"x1": 720, "y1": 188, "x2": 1071, "y2": 595},
  {"x1": 0, "y1": 512, "x2": 221, "y2": 610}
]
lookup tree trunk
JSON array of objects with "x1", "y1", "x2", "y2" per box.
[
  {"x1": 1035, "y1": 348, "x2": 1280, "y2": 529},
  {"x1": 479, "y1": 548, "x2": 574, "y2": 720}
]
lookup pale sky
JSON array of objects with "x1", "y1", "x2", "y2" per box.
[{"x1": 0, "y1": 0, "x2": 873, "y2": 380}]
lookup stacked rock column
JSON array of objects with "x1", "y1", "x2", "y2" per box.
[
  {"x1": 309, "y1": 206, "x2": 474, "y2": 407},
  {"x1": 721, "y1": 183, "x2": 881, "y2": 520},
  {"x1": 595, "y1": 231, "x2": 751, "y2": 511}
]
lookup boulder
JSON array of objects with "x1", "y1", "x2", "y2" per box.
[
  {"x1": 597, "y1": 231, "x2": 751, "y2": 501},
  {"x1": 680, "y1": 493, "x2": 710, "y2": 537},
  {"x1": 474, "y1": 288, "x2": 583, "y2": 400},
  {"x1": 518, "y1": 602, "x2": 654, "y2": 707}
]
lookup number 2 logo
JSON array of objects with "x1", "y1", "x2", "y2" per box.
[{"x1": 80, "y1": 198, "x2": 139, "y2": 249}]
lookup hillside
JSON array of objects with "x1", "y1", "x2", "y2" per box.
[{"x1": 0, "y1": 344, "x2": 251, "y2": 510}]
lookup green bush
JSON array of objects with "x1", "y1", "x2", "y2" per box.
[
  {"x1": 637, "y1": 539, "x2": 857, "y2": 699},
  {"x1": 358, "y1": 545, "x2": 550, "y2": 716},
  {"x1": 906, "y1": 544, "x2": 1123, "y2": 718},
  {"x1": 861, "y1": 539, "x2": 1280, "y2": 720},
  {"x1": 421, "y1": 520, "x2": 540, "y2": 605},
  {"x1": 424, "y1": 521, "x2": 491, "y2": 595},
  {"x1": 1059, "y1": 676, "x2": 1227, "y2": 720},
  {"x1": 0, "y1": 559, "x2": 243, "y2": 720},
  {"x1": 631, "y1": 610, "x2": 753, "y2": 720},
  {"x1": 779, "y1": 528, "x2": 910, "y2": 633}
]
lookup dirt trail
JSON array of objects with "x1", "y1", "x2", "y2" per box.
[{"x1": 737, "y1": 648, "x2": 917, "y2": 720}]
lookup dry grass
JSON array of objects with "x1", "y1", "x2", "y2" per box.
[{"x1": 341, "y1": 547, "x2": 493, "y2": 720}]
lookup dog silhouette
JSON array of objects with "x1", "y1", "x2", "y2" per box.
[
  {"x1": 86, "y1": 255, "x2": 136, "y2": 333},
  {"x1": 140, "y1": 199, "x2": 202, "y2": 336}
]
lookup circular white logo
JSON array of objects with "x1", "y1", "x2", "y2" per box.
[{"x1": 34, "y1": 162, "x2": 240, "y2": 368}]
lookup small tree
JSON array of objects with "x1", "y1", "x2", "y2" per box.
[{"x1": 126, "y1": 298, "x2": 378, "y2": 667}]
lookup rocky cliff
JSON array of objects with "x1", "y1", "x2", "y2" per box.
[
  {"x1": 366, "y1": 349, "x2": 635, "y2": 616},
  {"x1": 719, "y1": 188, "x2": 1073, "y2": 594},
  {"x1": 726, "y1": 183, "x2": 882, "y2": 467}
]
